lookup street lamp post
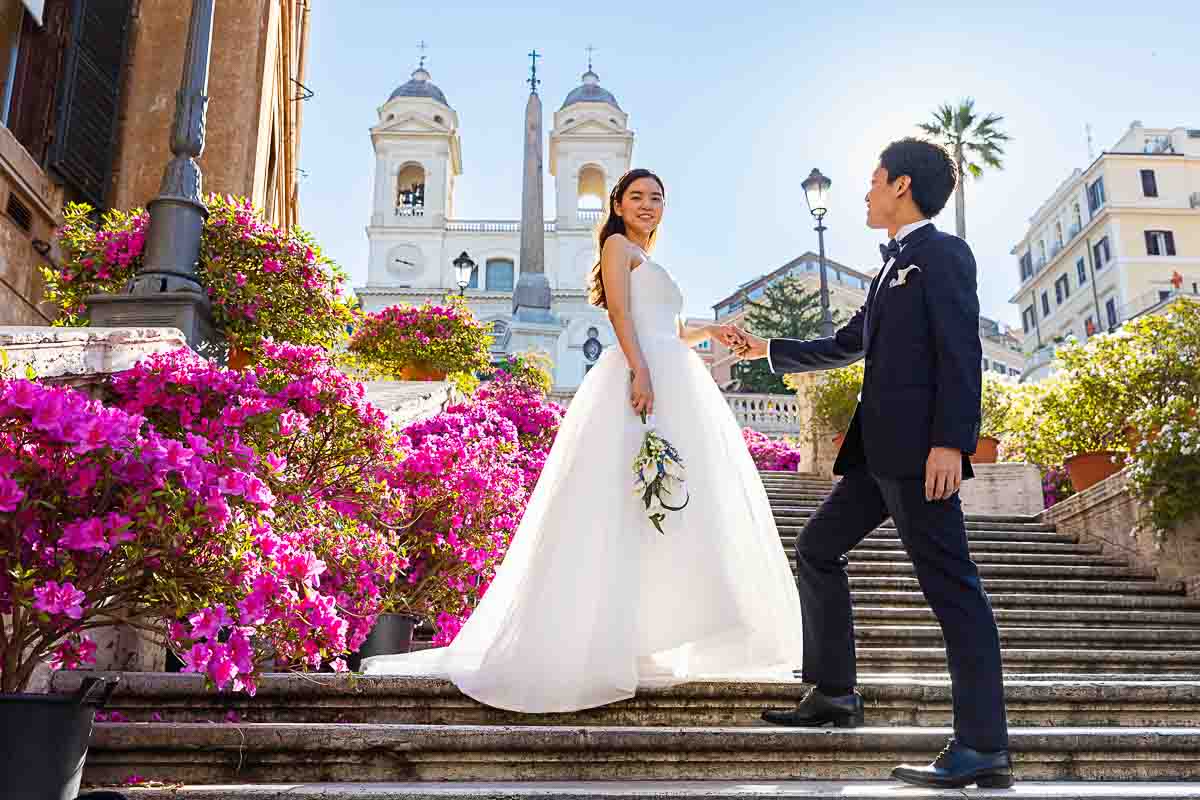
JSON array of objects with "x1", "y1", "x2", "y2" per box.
[
  {"x1": 453, "y1": 251, "x2": 476, "y2": 296},
  {"x1": 87, "y1": 0, "x2": 217, "y2": 352},
  {"x1": 802, "y1": 168, "x2": 834, "y2": 339}
]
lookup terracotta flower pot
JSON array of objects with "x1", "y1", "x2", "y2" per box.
[
  {"x1": 1064, "y1": 451, "x2": 1124, "y2": 492},
  {"x1": 398, "y1": 362, "x2": 448, "y2": 382},
  {"x1": 971, "y1": 436, "x2": 1000, "y2": 464},
  {"x1": 227, "y1": 346, "x2": 252, "y2": 371}
]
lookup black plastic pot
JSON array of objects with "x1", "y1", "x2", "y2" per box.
[
  {"x1": 0, "y1": 675, "x2": 119, "y2": 800},
  {"x1": 346, "y1": 613, "x2": 419, "y2": 672}
]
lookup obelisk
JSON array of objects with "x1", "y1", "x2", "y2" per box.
[{"x1": 512, "y1": 50, "x2": 553, "y2": 322}]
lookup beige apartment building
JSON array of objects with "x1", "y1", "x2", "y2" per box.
[
  {"x1": 696, "y1": 250, "x2": 1023, "y2": 387},
  {"x1": 1010, "y1": 122, "x2": 1200, "y2": 382}
]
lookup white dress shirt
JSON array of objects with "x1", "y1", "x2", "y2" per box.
[{"x1": 765, "y1": 218, "x2": 932, "y2": 373}]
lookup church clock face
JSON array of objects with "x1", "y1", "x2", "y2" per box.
[{"x1": 583, "y1": 337, "x2": 602, "y2": 362}]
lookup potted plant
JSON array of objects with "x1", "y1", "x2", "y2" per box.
[
  {"x1": 45, "y1": 195, "x2": 358, "y2": 365},
  {"x1": 805, "y1": 362, "x2": 864, "y2": 450},
  {"x1": 973, "y1": 374, "x2": 1014, "y2": 464},
  {"x1": 348, "y1": 297, "x2": 494, "y2": 383}
]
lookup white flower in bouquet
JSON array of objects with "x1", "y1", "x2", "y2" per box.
[{"x1": 632, "y1": 410, "x2": 689, "y2": 534}]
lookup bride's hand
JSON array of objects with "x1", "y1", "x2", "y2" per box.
[{"x1": 631, "y1": 368, "x2": 655, "y2": 418}]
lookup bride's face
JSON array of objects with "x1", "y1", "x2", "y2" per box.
[{"x1": 616, "y1": 177, "x2": 664, "y2": 240}]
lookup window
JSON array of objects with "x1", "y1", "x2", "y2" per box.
[
  {"x1": 1054, "y1": 274, "x2": 1071, "y2": 304},
  {"x1": 982, "y1": 358, "x2": 990, "y2": 370},
  {"x1": 1022, "y1": 305, "x2": 1036, "y2": 334},
  {"x1": 1076, "y1": 257, "x2": 1087, "y2": 285},
  {"x1": 1009, "y1": 367, "x2": 1020, "y2": 377},
  {"x1": 485, "y1": 258, "x2": 514, "y2": 292},
  {"x1": 1145, "y1": 230, "x2": 1176, "y2": 256},
  {"x1": 396, "y1": 164, "x2": 426, "y2": 216},
  {"x1": 1072, "y1": 202, "x2": 1082, "y2": 233},
  {"x1": 1105, "y1": 298, "x2": 1118, "y2": 329},
  {"x1": 1041, "y1": 291, "x2": 1051, "y2": 317},
  {"x1": 1019, "y1": 252, "x2": 1034, "y2": 281},
  {"x1": 748, "y1": 286, "x2": 765, "y2": 301},
  {"x1": 465, "y1": 266, "x2": 479, "y2": 290},
  {"x1": 1140, "y1": 170, "x2": 1159, "y2": 198},
  {"x1": 1093, "y1": 236, "x2": 1111, "y2": 269},
  {"x1": 994, "y1": 362, "x2": 1007, "y2": 375},
  {"x1": 1054, "y1": 221, "x2": 1064, "y2": 248},
  {"x1": 1038, "y1": 240, "x2": 1047, "y2": 262},
  {"x1": 1159, "y1": 290, "x2": 1172, "y2": 302},
  {"x1": 1087, "y1": 177, "x2": 1106, "y2": 216}
]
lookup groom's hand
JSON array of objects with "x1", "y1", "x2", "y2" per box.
[
  {"x1": 727, "y1": 328, "x2": 769, "y2": 361},
  {"x1": 925, "y1": 447, "x2": 963, "y2": 501}
]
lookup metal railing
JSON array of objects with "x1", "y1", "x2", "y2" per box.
[{"x1": 725, "y1": 393, "x2": 801, "y2": 435}]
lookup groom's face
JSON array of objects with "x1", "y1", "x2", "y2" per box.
[{"x1": 865, "y1": 166, "x2": 909, "y2": 230}]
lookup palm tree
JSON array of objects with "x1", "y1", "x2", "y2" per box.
[{"x1": 918, "y1": 98, "x2": 1011, "y2": 241}]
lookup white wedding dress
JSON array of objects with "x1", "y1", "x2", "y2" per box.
[{"x1": 363, "y1": 259, "x2": 804, "y2": 711}]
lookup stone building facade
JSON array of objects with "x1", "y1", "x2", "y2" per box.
[{"x1": 0, "y1": 0, "x2": 309, "y2": 326}]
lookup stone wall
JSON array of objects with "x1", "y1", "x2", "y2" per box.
[
  {"x1": 959, "y1": 463, "x2": 1044, "y2": 517},
  {"x1": 1043, "y1": 467, "x2": 1200, "y2": 595},
  {"x1": 0, "y1": 125, "x2": 64, "y2": 326}
]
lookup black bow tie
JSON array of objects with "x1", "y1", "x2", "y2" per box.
[{"x1": 879, "y1": 238, "x2": 901, "y2": 264}]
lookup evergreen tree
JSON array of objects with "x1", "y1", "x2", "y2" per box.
[{"x1": 732, "y1": 276, "x2": 838, "y2": 394}]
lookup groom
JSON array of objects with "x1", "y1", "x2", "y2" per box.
[{"x1": 725, "y1": 138, "x2": 1011, "y2": 789}]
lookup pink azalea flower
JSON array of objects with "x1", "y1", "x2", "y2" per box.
[
  {"x1": 60, "y1": 517, "x2": 109, "y2": 552},
  {"x1": 33, "y1": 581, "x2": 86, "y2": 619},
  {"x1": 0, "y1": 477, "x2": 25, "y2": 512}
]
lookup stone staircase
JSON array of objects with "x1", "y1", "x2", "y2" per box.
[{"x1": 73, "y1": 471, "x2": 1200, "y2": 797}]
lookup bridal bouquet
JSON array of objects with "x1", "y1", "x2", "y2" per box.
[{"x1": 632, "y1": 412, "x2": 690, "y2": 534}]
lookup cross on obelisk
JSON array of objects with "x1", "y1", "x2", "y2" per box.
[{"x1": 527, "y1": 49, "x2": 541, "y2": 93}]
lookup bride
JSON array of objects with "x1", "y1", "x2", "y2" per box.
[{"x1": 363, "y1": 168, "x2": 804, "y2": 712}]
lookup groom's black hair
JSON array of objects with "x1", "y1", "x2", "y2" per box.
[{"x1": 879, "y1": 138, "x2": 958, "y2": 219}]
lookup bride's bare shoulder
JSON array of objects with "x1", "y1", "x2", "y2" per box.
[{"x1": 602, "y1": 233, "x2": 631, "y2": 254}]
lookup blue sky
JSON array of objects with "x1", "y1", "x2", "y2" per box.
[{"x1": 298, "y1": 1, "x2": 1199, "y2": 326}]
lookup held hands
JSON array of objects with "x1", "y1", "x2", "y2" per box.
[
  {"x1": 714, "y1": 325, "x2": 769, "y2": 361},
  {"x1": 631, "y1": 367, "x2": 655, "y2": 418},
  {"x1": 925, "y1": 446, "x2": 963, "y2": 502}
]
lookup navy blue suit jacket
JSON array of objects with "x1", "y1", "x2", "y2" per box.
[{"x1": 768, "y1": 223, "x2": 983, "y2": 480}]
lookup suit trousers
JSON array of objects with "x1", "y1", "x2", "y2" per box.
[{"x1": 793, "y1": 467, "x2": 1009, "y2": 752}]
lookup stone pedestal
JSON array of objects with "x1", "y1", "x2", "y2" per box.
[
  {"x1": 959, "y1": 462, "x2": 1044, "y2": 517},
  {"x1": 507, "y1": 317, "x2": 564, "y2": 381}
]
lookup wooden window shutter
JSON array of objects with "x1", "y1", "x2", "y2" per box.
[
  {"x1": 48, "y1": 0, "x2": 133, "y2": 208},
  {"x1": 1146, "y1": 231, "x2": 1159, "y2": 255},
  {"x1": 1165, "y1": 231, "x2": 1176, "y2": 256},
  {"x1": 6, "y1": 0, "x2": 70, "y2": 164}
]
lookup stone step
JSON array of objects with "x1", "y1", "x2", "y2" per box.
[
  {"x1": 56, "y1": 673, "x2": 1200, "y2": 729},
  {"x1": 779, "y1": 527, "x2": 1078, "y2": 545},
  {"x1": 852, "y1": 590, "x2": 1200, "y2": 610},
  {"x1": 94, "y1": 780, "x2": 1200, "y2": 799},
  {"x1": 772, "y1": 512, "x2": 1057, "y2": 533},
  {"x1": 848, "y1": 576, "x2": 1177, "y2": 594},
  {"x1": 858, "y1": 647, "x2": 1200, "y2": 673},
  {"x1": 856, "y1": 606, "x2": 1200, "y2": 628},
  {"x1": 837, "y1": 549, "x2": 1132, "y2": 568},
  {"x1": 778, "y1": 537, "x2": 1104, "y2": 556},
  {"x1": 83, "y1": 724, "x2": 1200, "y2": 783},
  {"x1": 842, "y1": 562, "x2": 1151, "y2": 580},
  {"x1": 857, "y1": 624, "x2": 1200, "y2": 648}
]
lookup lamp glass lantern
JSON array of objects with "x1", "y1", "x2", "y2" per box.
[
  {"x1": 452, "y1": 251, "x2": 476, "y2": 294},
  {"x1": 802, "y1": 168, "x2": 832, "y2": 219}
]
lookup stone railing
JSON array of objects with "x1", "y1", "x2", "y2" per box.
[
  {"x1": 725, "y1": 392, "x2": 800, "y2": 436},
  {"x1": 1, "y1": 326, "x2": 187, "y2": 389},
  {"x1": 445, "y1": 219, "x2": 557, "y2": 233},
  {"x1": 577, "y1": 209, "x2": 603, "y2": 224}
]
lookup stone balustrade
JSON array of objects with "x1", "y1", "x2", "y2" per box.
[{"x1": 725, "y1": 392, "x2": 801, "y2": 436}]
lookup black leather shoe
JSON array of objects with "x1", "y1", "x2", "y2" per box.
[
  {"x1": 761, "y1": 687, "x2": 864, "y2": 728},
  {"x1": 892, "y1": 739, "x2": 1014, "y2": 789}
]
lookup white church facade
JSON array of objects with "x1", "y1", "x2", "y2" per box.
[{"x1": 355, "y1": 61, "x2": 635, "y2": 390}]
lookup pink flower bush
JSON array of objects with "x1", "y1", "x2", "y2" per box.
[
  {"x1": 43, "y1": 196, "x2": 356, "y2": 357},
  {"x1": 106, "y1": 344, "x2": 410, "y2": 684},
  {"x1": 742, "y1": 428, "x2": 803, "y2": 472},
  {"x1": 348, "y1": 297, "x2": 494, "y2": 379},
  {"x1": 393, "y1": 371, "x2": 563, "y2": 644}
]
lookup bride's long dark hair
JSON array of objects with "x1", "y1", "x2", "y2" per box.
[{"x1": 587, "y1": 168, "x2": 666, "y2": 309}]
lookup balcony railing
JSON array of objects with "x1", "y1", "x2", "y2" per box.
[
  {"x1": 445, "y1": 220, "x2": 558, "y2": 233},
  {"x1": 396, "y1": 205, "x2": 425, "y2": 217},
  {"x1": 1119, "y1": 286, "x2": 1200, "y2": 325},
  {"x1": 577, "y1": 209, "x2": 604, "y2": 224},
  {"x1": 725, "y1": 393, "x2": 801, "y2": 435}
]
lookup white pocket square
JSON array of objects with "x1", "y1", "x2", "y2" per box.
[{"x1": 888, "y1": 265, "x2": 921, "y2": 288}]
